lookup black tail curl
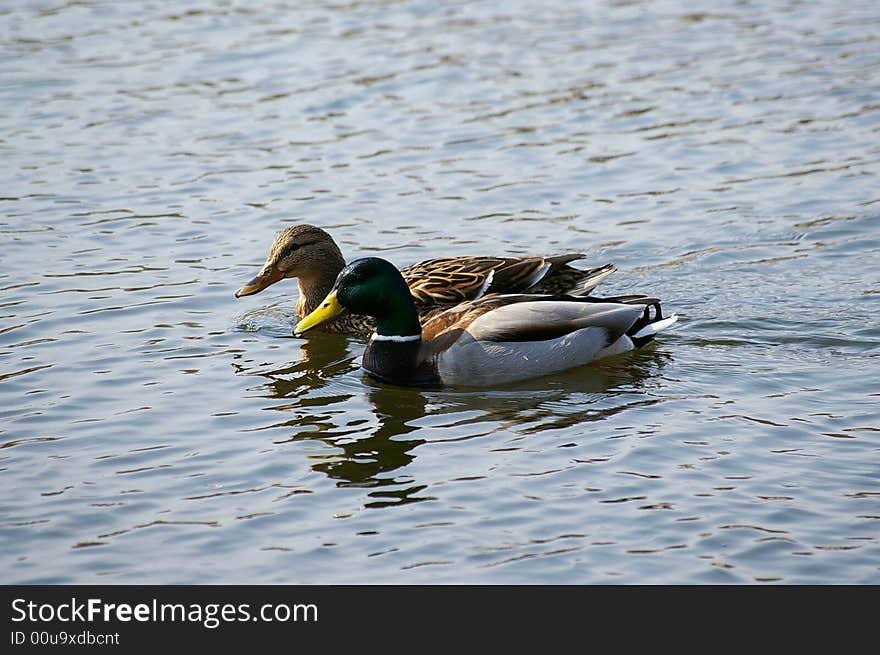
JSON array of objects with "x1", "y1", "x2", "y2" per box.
[
  {"x1": 627, "y1": 301, "x2": 665, "y2": 348},
  {"x1": 574, "y1": 293, "x2": 667, "y2": 348}
]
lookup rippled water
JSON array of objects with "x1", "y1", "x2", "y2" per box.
[{"x1": 2, "y1": 0, "x2": 879, "y2": 584}]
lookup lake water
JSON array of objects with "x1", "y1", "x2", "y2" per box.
[{"x1": 2, "y1": 0, "x2": 878, "y2": 584}]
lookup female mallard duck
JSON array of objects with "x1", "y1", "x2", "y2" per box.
[
  {"x1": 235, "y1": 224, "x2": 616, "y2": 337},
  {"x1": 294, "y1": 257, "x2": 677, "y2": 387}
]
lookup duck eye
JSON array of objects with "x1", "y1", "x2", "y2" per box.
[{"x1": 279, "y1": 243, "x2": 300, "y2": 259}]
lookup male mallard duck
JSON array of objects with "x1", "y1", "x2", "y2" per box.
[
  {"x1": 235, "y1": 224, "x2": 616, "y2": 337},
  {"x1": 294, "y1": 257, "x2": 677, "y2": 387}
]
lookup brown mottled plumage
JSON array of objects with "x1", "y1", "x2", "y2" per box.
[{"x1": 236, "y1": 224, "x2": 615, "y2": 337}]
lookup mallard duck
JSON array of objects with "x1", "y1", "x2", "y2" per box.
[
  {"x1": 235, "y1": 224, "x2": 616, "y2": 337},
  {"x1": 294, "y1": 257, "x2": 678, "y2": 387}
]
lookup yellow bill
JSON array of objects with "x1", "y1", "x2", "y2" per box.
[{"x1": 294, "y1": 290, "x2": 344, "y2": 335}]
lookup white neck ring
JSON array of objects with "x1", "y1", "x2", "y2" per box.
[{"x1": 370, "y1": 333, "x2": 421, "y2": 343}]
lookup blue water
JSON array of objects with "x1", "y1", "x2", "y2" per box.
[{"x1": 1, "y1": 0, "x2": 878, "y2": 583}]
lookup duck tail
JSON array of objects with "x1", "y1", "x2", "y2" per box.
[
  {"x1": 565, "y1": 262, "x2": 617, "y2": 296},
  {"x1": 627, "y1": 301, "x2": 678, "y2": 348},
  {"x1": 524, "y1": 256, "x2": 617, "y2": 296}
]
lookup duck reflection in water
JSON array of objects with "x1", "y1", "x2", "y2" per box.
[
  {"x1": 233, "y1": 333, "x2": 430, "y2": 508},
  {"x1": 312, "y1": 383, "x2": 431, "y2": 509},
  {"x1": 233, "y1": 330, "x2": 674, "y2": 508}
]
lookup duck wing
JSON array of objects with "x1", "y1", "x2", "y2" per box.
[
  {"x1": 402, "y1": 250, "x2": 619, "y2": 305},
  {"x1": 402, "y1": 256, "x2": 558, "y2": 306},
  {"x1": 420, "y1": 293, "x2": 677, "y2": 384},
  {"x1": 462, "y1": 297, "x2": 646, "y2": 344}
]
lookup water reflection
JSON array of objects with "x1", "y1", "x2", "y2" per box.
[
  {"x1": 312, "y1": 384, "x2": 430, "y2": 509},
  {"x1": 232, "y1": 333, "x2": 431, "y2": 506},
  {"x1": 233, "y1": 327, "x2": 675, "y2": 509},
  {"x1": 413, "y1": 347, "x2": 677, "y2": 436},
  {"x1": 261, "y1": 333, "x2": 357, "y2": 401}
]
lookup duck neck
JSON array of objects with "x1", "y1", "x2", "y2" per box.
[
  {"x1": 361, "y1": 292, "x2": 423, "y2": 384},
  {"x1": 374, "y1": 295, "x2": 422, "y2": 340},
  {"x1": 297, "y1": 269, "x2": 341, "y2": 318}
]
